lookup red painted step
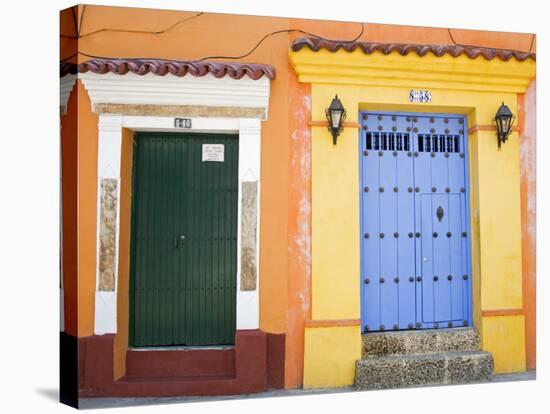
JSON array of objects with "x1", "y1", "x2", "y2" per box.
[{"x1": 125, "y1": 347, "x2": 236, "y2": 378}]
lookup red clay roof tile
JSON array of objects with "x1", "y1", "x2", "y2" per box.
[
  {"x1": 60, "y1": 59, "x2": 276, "y2": 80},
  {"x1": 291, "y1": 37, "x2": 535, "y2": 62}
]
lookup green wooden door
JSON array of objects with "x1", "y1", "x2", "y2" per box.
[{"x1": 129, "y1": 132, "x2": 238, "y2": 347}]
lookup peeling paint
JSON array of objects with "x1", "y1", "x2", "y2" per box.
[
  {"x1": 98, "y1": 178, "x2": 118, "y2": 291},
  {"x1": 519, "y1": 78, "x2": 536, "y2": 370},
  {"x1": 285, "y1": 78, "x2": 313, "y2": 388},
  {"x1": 240, "y1": 181, "x2": 258, "y2": 291},
  {"x1": 521, "y1": 80, "x2": 537, "y2": 230}
]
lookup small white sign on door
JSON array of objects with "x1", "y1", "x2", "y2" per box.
[{"x1": 202, "y1": 144, "x2": 225, "y2": 162}]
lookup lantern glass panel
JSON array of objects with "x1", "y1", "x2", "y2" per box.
[
  {"x1": 331, "y1": 109, "x2": 342, "y2": 129},
  {"x1": 497, "y1": 116, "x2": 505, "y2": 134},
  {"x1": 502, "y1": 115, "x2": 512, "y2": 134}
]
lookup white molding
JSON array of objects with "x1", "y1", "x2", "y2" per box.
[
  {"x1": 60, "y1": 74, "x2": 77, "y2": 115},
  {"x1": 94, "y1": 291, "x2": 117, "y2": 335},
  {"x1": 98, "y1": 115, "x2": 123, "y2": 179},
  {"x1": 94, "y1": 115, "x2": 123, "y2": 335},
  {"x1": 236, "y1": 292, "x2": 260, "y2": 330},
  {"x1": 79, "y1": 72, "x2": 271, "y2": 118},
  {"x1": 236, "y1": 118, "x2": 261, "y2": 330},
  {"x1": 122, "y1": 115, "x2": 240, "y2": 133},
  {"x1": 238, "y1": 119, "x2": 261, "y2": 181},
  {"x1": 93, "y1": 114, "x2": 262, "y2": 334}
]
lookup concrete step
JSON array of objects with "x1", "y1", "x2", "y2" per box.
[
  {"x1": 362, "y1": 327, "x2": 480, "y2": 357},
  {"x1": 355, "y1": 350, "x2": 493, "y2": 390}
]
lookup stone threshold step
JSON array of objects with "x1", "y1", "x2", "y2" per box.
[
  {"x1": 362, "y1": 327, "x2": 480, "y2": 357},
  {"x1": 355, "y1": 350, "x2": 493, "y2": 390}
]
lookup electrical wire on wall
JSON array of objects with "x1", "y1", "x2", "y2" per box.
[
  {"x1": 61, "y1": 6, "x2": 534, "y2": 64},
  {"x1": 60, "y1": 6, "x2": 366, "y2": 64},
  {"x1": 448, "y1": 27, "x2": 535, "y2": 54},
  {"x1": 61, "y1": 6, "x2": 205, "y2": 39}
]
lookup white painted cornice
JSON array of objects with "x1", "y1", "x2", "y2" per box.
[{"x1": 78, "y1": 72, "x2": 271, "y2": 119}]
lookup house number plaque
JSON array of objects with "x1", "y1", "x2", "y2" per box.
[
  {"x1": 174, "y1": 117, "x2": 192, "y2": 128},
  {"x1": 409, "y1": 90, "x2": 432, "y2": 103}
]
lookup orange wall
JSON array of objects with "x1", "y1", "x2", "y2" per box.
[
  {"x1": 61, "y1": 79, "x2": 98, "y2": 338},
  {"x1": 60, "y1": 4, "x2": 536, "y2": 382},
  {"x1": 76, "y1": 80, "x2": 99, "y2": 338},
  {"x1": 519, "y1": 80, "x2": 536, "y2": 370}
]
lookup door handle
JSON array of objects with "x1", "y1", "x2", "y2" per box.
[{"x1": 174, "y1": 234, "x2": 186, "y2": 248}]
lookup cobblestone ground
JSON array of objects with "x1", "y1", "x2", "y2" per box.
[{"x1": 79, "y1": 370, "x2": 536, "y2": 410}]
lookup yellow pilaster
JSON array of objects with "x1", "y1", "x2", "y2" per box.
[
  {"x1": 303, "y1": 325, "x2": 362, "y2": 388},
  {"x1": 311, "y1": 84, "x2": 360, "y2": 321}
]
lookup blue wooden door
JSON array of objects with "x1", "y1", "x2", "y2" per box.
[{"x1": 360, "y1": 113, "x2": 471, "y2": 332}]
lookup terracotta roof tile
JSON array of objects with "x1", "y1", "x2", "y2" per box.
[
  {"x1": 291, "y1": 37, "x2": 535, "y2": 62},
  {"x1": 60, "y1": 59, "x2": 276, "y2": 80}
]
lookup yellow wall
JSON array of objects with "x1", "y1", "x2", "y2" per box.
[
  {"x1": 311, "y1": 85, "x2": 360, "y2": 320},
  {"x1": 476, "y1": 129, "x2": 524, "y2": 309},
  {"x1": 303, "y1": 326, "x2": 361, "y2": 388},
  {"x1": 482, "y1": 316, "x2": 526, "y2": 373},
  {"x1": 292, "y1": 48, "x2": 535, "y2": 384}
]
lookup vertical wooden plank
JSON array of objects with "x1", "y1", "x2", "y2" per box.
[
  {"x1": 203, "y1": 137, "x2": 210, "y2": 344},
  {"x1": 196, "y1": 135, "x2": 204, "y2": 345},
  {"x1": 158, "y1": 137, "x2": 168, "y2": 345},
  {"x1": 143, "y1": 136, "x2": 153, "y2": 346},
  {"x1": 413, "y1": 117, "x2": 432, "y2": 326},
  {"x1": 395, "y1": 115, "x2": 416, "y2": 329},
  {"x1": 168, "y1": 137, "x2": 177, "y2": 344},
  {"x1": 378, "y1": 116, "x2": 399, "y2": 331},
  {"x1": 147, "y1": 136, "x2": 157, "y2": 345},
  {"x1": 460, "y1": 128, "x2": 470, "y2": 323},
  {"x1": 420, "y1": 194, "x2": 435, "y2": 323},
  {"x1": 212, "y1": 137, "x2": 220, "y2": 343},
  {"x1": 430, "y1": 124, "x2": 451, "y2": 323},
  {"x1": 360, "y1": 118, "x2": 381, "y2": 331},
  {"x1": 221, "y1": 136, "x2": 229, "y2": 343},
  {"x1": 173, "y1": 137, "x2": 181, "y2": 344},
  {"x1": 231, "y1": 136, "x2": 239, "y2": 342},
  {"x1": 449, "y1": 194, "x2": 464, "y2": 321},
  {"x1": 446, "y1": 122, "x2": 466, "y2": 324},
  {"x1": 185, "y1": 135, "x2": 195, "y2": 345}
]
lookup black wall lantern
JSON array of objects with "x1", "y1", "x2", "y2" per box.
[
  {"x1": 326, "y1": 94, "x2": 347, "y2": 145},
  {"x1": 494, "y1": 102, "x2": 516, "y2": 148}
]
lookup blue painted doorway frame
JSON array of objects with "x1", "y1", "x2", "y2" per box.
[{"x1": 359, "y1": 110, "x2": 473, "y2": 332}]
